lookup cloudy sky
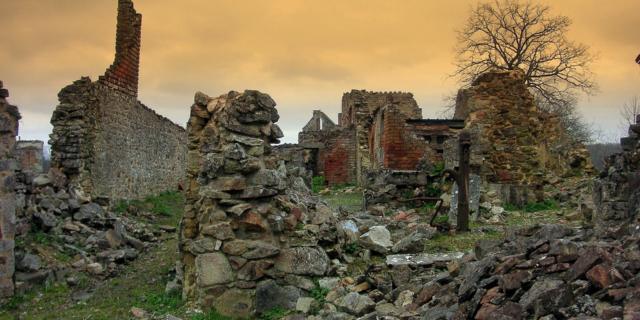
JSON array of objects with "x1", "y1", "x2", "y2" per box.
[{"x1": 2, "y1": 0, "x2": 639, "y2": 145}]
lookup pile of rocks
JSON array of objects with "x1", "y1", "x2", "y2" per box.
[
  {"x1": 12, "y1": 168, "x2": 168, "y2": 293},
  {"x1": 594, "y1": 114, "x2": 640, "y2": 235},
  {"x1": 280, "y1": 223, "x2": 639, "y2": 320},
  {"x1": 180, "y1": 90, "x2": 344, "y2": 318}
]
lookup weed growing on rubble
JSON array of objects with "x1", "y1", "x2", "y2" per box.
[
  {"x1": 260, "y1": 307, "x2": 291, "y2": 320},
  {"x1": 344, "y1": 242, "x2": 361, "y2": 254},
  {"x1": 312, "y1": 176, "x2": 326, "y2": 193},
  {"x1": 113, "y1": 191, "x2": 184, "y2": 218}
]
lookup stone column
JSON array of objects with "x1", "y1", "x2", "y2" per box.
[
  {"x1": 180, "y1": 90, "x2": 330, "y2": 317},
  {"x1": 0, "y1": 81, "x2": 20, "y2": 297}
]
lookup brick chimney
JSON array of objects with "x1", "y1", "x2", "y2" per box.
[{"x1": 98, "y1": 0, "x2": 142, "y2": 97}]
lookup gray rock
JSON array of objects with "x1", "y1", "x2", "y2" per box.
[
  {"x1": 195, "y1": 252, "x2": 234, "y2": 286},
  {"x1": 386, "y1": 252, "x2": 464, "y2": 267},
  {"x1": 359, "y1": 226, "x2": 392, "y2": 254},
  {"x1": 335, "y1": 292, "x2": 375, "y2": 316},
  {"x1": 74, "y1": 203, "x2": 105, "y2": 223},
  {"x1": 458, "y1": 257, "x2": 496, "y2": 301},
  {"x1": 33, "y1": 174, "x2": 51, "y2": 187},
  {"x1": 392, "y1": 225, "x2": 437, "y2": 253},
  {"x1": 256, "y1": 280, "x2": 301, "y2": 314},
  {"x1": 17, "y1": 254, "x2": 42, "y2": 272},
  {"x1": 275, "y1": 246, "x2": 329, "y2": 276},
  {"x1": 33, "y1": 211, "x2": 58, "y2": 230},
  {"x1": 519, "y1": 279, "x2": 567, "y2": 311},
  {"x1": 296, "y1": 297, "x2": 315, "y2": 314}
]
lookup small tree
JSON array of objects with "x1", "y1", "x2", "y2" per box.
[{"x1": 453, "y1": 0, "x2": 597, "y2": 142}]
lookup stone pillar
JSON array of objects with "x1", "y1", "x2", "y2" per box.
[
  {"x1": 0, "y1": 81, "x2": 20, "y2": 297},
  {"x1": 180, "y1": 90, "x2": 330, "y2": 317}
]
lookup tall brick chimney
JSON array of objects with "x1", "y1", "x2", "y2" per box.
[{"x1": 98, "y1": 0, "x2": 142, "y2": 97}]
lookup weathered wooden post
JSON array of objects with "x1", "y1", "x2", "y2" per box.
[{"x1": 457, "y1": 130, "x2": 471, "y2": 232}]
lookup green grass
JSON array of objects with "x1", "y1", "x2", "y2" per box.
[
  {"x1": 112, "y1": 191, "x2": 185, "y2": 226},
  {"x1": 321, "y1": 192, "x2": 363, "y2": 212},
  {"x1": 424, "y1": 229, "x2": 503, "y2": 253}
]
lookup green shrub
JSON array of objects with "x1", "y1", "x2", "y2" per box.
[
  {"x1": 312, "y1": 176, "x2": 326, "y2": 193},
  {"x1": 343, "y1": 242, "x2": 360, "y2": 255},
  {"x1": 524, "y1": 199, "x2": 559, "y2": 212},
  {"x1": 431, "y1": 162, "x2": 445, "y2": 176}
]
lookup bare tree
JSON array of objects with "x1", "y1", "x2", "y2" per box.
[
  {"x1": 453, "y1": 0, "x2": 598, "y2": 141},
  {"x1": 620, "y1": 96, "x2": 640, "y2": 129}
]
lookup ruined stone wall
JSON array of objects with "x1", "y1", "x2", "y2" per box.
[
  {"x1": 338, "y1": 90, "x2": 421, "y2": 184},
  {"x1": 594, "y1": 115, "x2": 640, "y2": 234},
  {"x1": 0, "y1": 81, "x2": 20, "y2": 297},
  {"x1": 97, "y1": 0, "x2": 141, "y2": 97},
  {"x1": 180, "y1": 90, "x2": 330, "y2": 317},
  {"x1": 15, "y1": 140, "x2": 44, "y2": 173},
  {"x1": 49, "y1": 0, "x2": 186, "y2": 200},
  {"x1": 298, "y1": 110, "x2": 357, "y2": 185},
  {"x1": 454, "y1": 69, "x2": 593, "y2": 186},
  {"x1": 50, "y1": 79, "x2": 186, "y2": 200}
]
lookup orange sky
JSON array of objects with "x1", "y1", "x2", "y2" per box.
[{"x1": 2, "y1": 0, "x2": 639, "y2": 144}]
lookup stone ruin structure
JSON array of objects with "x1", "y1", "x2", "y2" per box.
[
  {"x1": 291, "y1": 90, "x2": 464, "y2": 186},
  {"x1": 49, "y1": 0, "x2": 186, "y2": 201},
  {"x1": 15, "y1": 140, "x2": 44, "y2": 174},
  {"x1": 181, "y1": 90, "x2": 338, "y2": 317},
  {"x1": 0, "y1": 81, "x2": 20, "y2": 297},
  {"x1": 290, "y1": 70, "x2": 593, "y2": 208},
  {"x1": 455, "y1": 69, "x2": 594, "y2": 205},
  {"x1": 594, "y1": 114, "x2": 640, "y2": 234}
]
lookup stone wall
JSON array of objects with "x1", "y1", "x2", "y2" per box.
[
  {"x1": 0, "y1": 81, "x2": 20, "y2": 297},
  {"x1": 594, "y1": 115, "x2": 640, "y2": 234},
  {"x1": 15, "y1": 140, "x2": 44, "y2": 173},
  {"x1": 180, "y1": 90, "x2": 331, "y2": 317},
  {"x1": 50, "y1": 79, "x2": 186, "y2": 200},
  {"x1": 454, "y1": 69, "x2": 593, "y2": 187}
]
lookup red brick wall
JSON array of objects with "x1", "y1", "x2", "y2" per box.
[
  {"x1": 323, "y1": 129, "x2": 356, "y2": 185},
  {"x1": 98, "y1": 0, "x2": 141, "y2": 97},
  {"x1": 380, "y1": 108, "x2": 428, "y2": 170}
]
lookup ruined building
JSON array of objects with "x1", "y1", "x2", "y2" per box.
[
  {"x1": 295, "y1": 90, "x2": 464, "y2": 186},
  {"x1": 15, "y1": 140, "x2": 44, "y2": 173},
  {"x1": 0, "y1": 81, "x2": 20, "y2": 297},
  {"x1": 49, "y1": 0, "x2": 186, "y2": 200}
]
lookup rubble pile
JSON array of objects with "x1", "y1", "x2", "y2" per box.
[
  {"x1": 12, "y1": 168, "x2": 171, "y2": 293},
  {"x1": 294, "y1": 223, "x2": 640, "y2": 320},
  {"x1": 594, "y1": 114, "x2": 640, "y2": 235}
]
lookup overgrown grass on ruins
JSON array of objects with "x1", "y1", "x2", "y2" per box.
[{"x1": 113, "y1": 191, "x2": 184, "y2": 219}]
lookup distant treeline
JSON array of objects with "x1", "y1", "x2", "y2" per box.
[{"x1": 587, "y1": 143, "x2": 622, "y2": 171}]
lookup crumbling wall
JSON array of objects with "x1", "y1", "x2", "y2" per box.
[
  {"x1": 594, "y1": 115, "x2": 640, "y2": 234},
  {"x1": 455, "y1": 69, "x2": 593, "y2": 187},
  {"x1": 15, "y1": 140, "x2": 44, "y2": 173},
  {"x1": 180, "y1": 90, "x2": 330, "y2": 317},
  {"x1": 372, "y1": 106, "x2": 431, "y2": 170},
  {"x1": 49, "y1": 0, "x2": 186, "y2": 200},
  {"x1": 339, "y1": 90, "x2": 421, "y2": 184},
  {"x1": 298, "y1": 111, "x2": 356, "y2": 185},
  {"x1": 0, "y1": 81, "x2": 20, "y2": 297}
]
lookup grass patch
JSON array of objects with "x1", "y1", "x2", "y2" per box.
[
  {"x1": 343, "y1": 242, "x2": 360, "y2": 255},
  {"x1": 191, "y1": 311, "x2": 234, "y2": 320},
  {"x1": 321, "y1": 192, "x2": 363, "y2": 212},
  {"x1": 112, "y1": 191, "x2": 184, "y2": 223},
  {"x1": 424, "y1": 229, "x2": 503, "y2": 253}
]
